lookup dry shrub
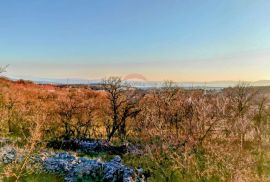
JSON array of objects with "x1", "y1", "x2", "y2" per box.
[{"x1": 0, "y1": 77, "x2": 270, "y2": 181}]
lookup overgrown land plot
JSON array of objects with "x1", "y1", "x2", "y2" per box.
[{"x1": 0, "y1": 76, "x2": 270, "y2": 181}]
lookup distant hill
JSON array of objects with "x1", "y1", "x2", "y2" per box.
[
  {"x1": 253, "y1": 80, "x2": 270, "y2": 86},
  {"x1": 4, "y1": 74, "x2": 270, "y2": 88}
]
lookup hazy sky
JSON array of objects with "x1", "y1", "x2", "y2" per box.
[{"x1": 1, "y1": 0, "x2": 270, "y2": 81}]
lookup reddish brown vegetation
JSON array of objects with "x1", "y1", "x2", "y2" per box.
[{"x1": 0, "y1": 77, "x2": 270, "y2": 181}]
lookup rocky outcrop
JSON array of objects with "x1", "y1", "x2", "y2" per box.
[
  {"x1": 47, "y1": 139, "x2": 145, "y2": 157},
  {"x1": 0, "y1": 138, "x2": 145, "y2": 181},
  {"x1": 47, "y1": 139, "x2": 128, "y2": 155},
  {"x1": 44, "y1": 152, "x2": 144, "y2": 182}
]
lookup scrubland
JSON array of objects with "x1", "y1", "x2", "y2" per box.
[{"x1": 0, "y1": 76, "x2": 270, "y2": 181}]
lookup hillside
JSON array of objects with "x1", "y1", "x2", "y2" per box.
[{"x1": 0, "y1": 77, "x2": 270, "y2": 181}]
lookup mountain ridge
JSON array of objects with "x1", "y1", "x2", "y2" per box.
[{"x1": 4, "y1": 74, "x2": 270, "y2": 87}]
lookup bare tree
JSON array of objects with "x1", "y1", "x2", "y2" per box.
[
  {"x1": 102, "y1": 77, "x2": 142, "y2": 141},
  {"x1": 225, "y1": 83, "x2": 257, "y2": 148},
  {"x1": 56, "y1": 90, "x2": 81, "y2": 139},
  {"x1": 253, "y1": 95, "x2": 269, "y2": 142}
]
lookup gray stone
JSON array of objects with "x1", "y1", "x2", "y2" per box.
[
  {"x1": 1, "y1": 147, "x2": 17, "y2": 164},
  {"x1": 43, "y1": 152, "x2": 145, "y2": 182},
  {"x1": 44, "y1": 152, "x2": 78, "y2": 174},
  {"x1": 103, "y1": 156, "x2": 124, "y2": 181}
]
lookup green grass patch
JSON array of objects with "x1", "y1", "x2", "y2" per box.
[{"x1": 3, "y1": 173, "x2": 64, "y2": 182}]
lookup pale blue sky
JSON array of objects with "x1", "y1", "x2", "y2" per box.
[{"x1": 1, "y1": 0, "x2": 270, "y2": 81}]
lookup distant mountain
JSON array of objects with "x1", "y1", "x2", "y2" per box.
[
  {"x1": 35, "y1": 78, "x2": 100, "y2": 85},
  {"x1": 253, "y1": 80, "x2": 270, "y2": 86},
  {"x1": 6, "y1": 75, "x2": 100, "y2": 85},
  {"x1": 4, "y1": 74, "x2": 270, "y2": 88}
]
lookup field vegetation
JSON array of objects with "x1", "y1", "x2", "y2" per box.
[{"x1": 0, "y1": 70, "x2": 270, "y2": 181}]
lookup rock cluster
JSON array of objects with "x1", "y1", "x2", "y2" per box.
[
  {"x1": 47, "y1": 139, "x2": 128, "y2": 155},
  {"x1": 44, "y1": 153, "x2": 144, "y2": 182},
  {"x1": 0, "y1": 146, "x2": 17, "y2": 164}
]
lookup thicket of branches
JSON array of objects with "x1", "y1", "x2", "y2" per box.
[{"x1": 0, "y1": 76, "x2": 270, "y2": 181}]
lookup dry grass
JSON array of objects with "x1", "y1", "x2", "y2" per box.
[{"x1": 0, "y1": 77, "x2": 270, "y2": 181}]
